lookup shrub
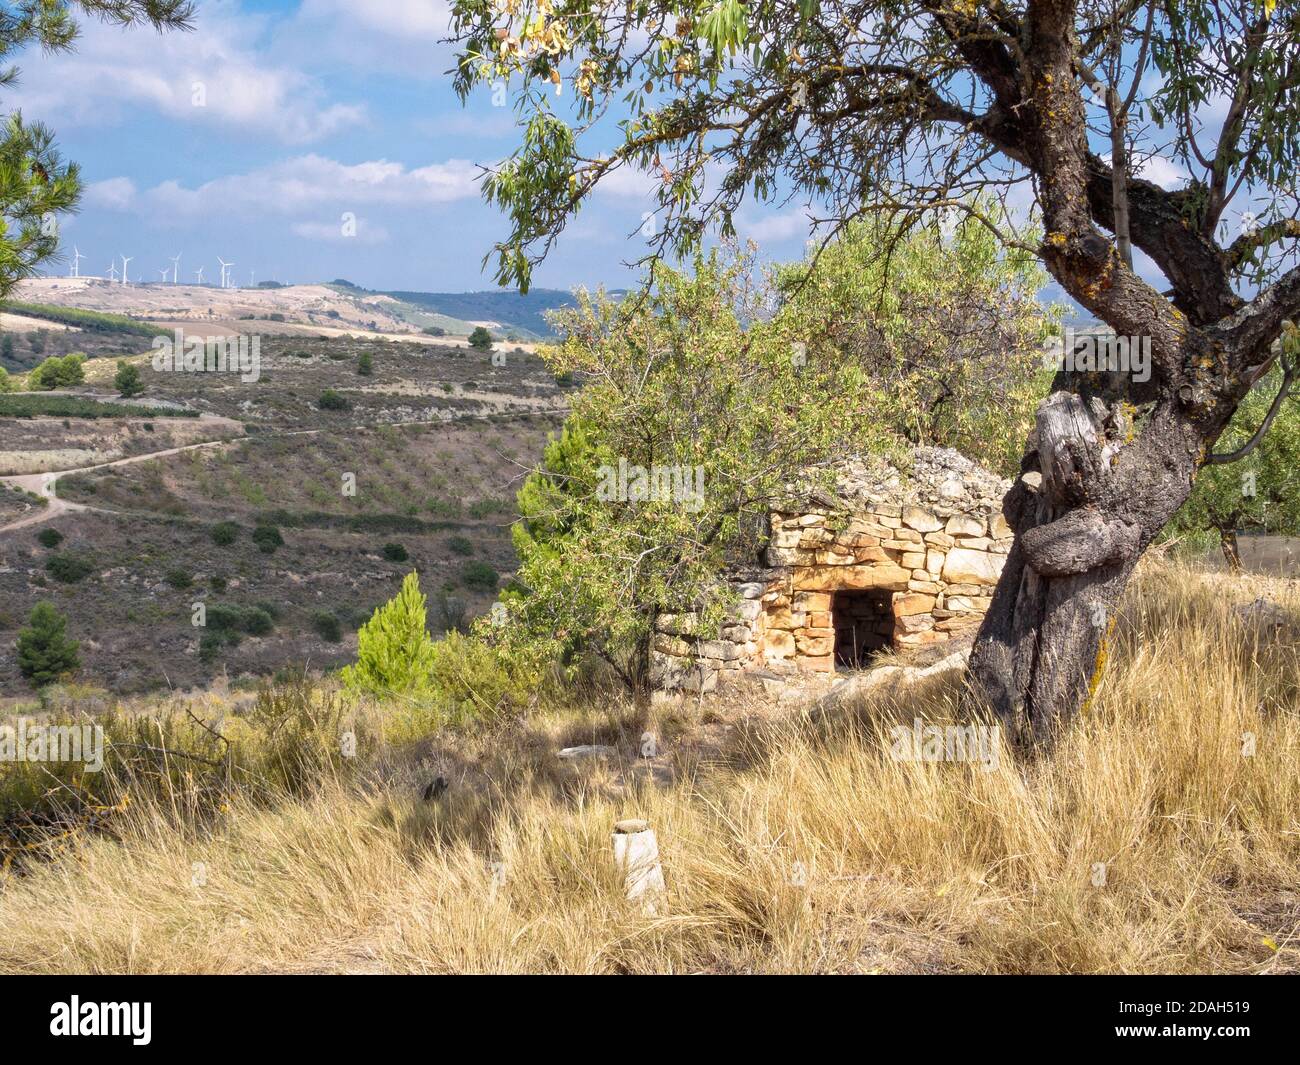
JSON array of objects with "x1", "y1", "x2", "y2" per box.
[
  {"x1": 198, "y1": 630, "x2": 227, "y2": 662},
  {"x1": 16, "y1": 602, "x2": 80, "y2": 688},
  {"x1": 211, "y1": 521, "x2": 239, "y2": 545},
  {"x1": 311, "y1": 610, "x2": 343, "y2": 643},
  {"x1": 36, "y1": 528, "x2": 63, "y2": 549},
  {"x1": 460, "y1": 560, "x2": 499, "y2": 592},
  {"x1": 422, "y1": 325, "x2": 446, "y2": 337},
  {"x1": 468, "y1": 326, "x2": 494, "y2": 352},
  {"x1": 209, "y1": 575, "x2": 228, "y2": 593},
  {"x1": 341, "y1": 571, "x2": 436, "y2": 696},
  {"x1": 382, "y1": 542, "x2": 408, "y2": 562},
  {"x1": 44, "y1": 553, "x2": 95, "y2": 583},
  {"x1": 114, "y1": 360, "x2": 144, "y2": 398},
  {"x1": 252, "y1": 525, "x2": 284, "y2": 554},
  {"x1": 357, "y1": 352, "x2": 373, "y2": 376},
  {"x1": 27, "y1": 353, "x2": 86, "y2": 390},
  {"x1": 164, "y1": 568, "x2": 192, "y2": 590},
  {"x1": 317, "y1": 389, "x2": 348, "y2": 410},
  {"x1": 203, "y1": 604, "x2": 245, "y2": 634},
  {"x1": 447, "y1": 534, "x2": 474, "y2": 556},
  {"x1": 241, "y1": 607, "x2": 275, "y2": 637}
]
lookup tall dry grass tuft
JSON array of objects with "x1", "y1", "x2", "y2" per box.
[{"x1": 0, "y1": 560, "x2": 1296, "y2": 973}]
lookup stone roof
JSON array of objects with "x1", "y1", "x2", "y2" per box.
[{"x1": 787, "y1": 446, "x2": 1011, "y2": 517}]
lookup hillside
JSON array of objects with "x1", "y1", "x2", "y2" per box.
[
  {"x1": 0, "y1": 318, "x2": 572, "y2": 693},
  {"x1": 4, "y1": 277, "x2": 575, "y2": 351}
]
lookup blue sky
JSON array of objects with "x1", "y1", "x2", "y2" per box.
[
  {"x1": 8, "y1": 0, "x2": 801, "y2": 292},
  {"x1": 4, "y1": 0, "x2": 1252, "y2": 306}
]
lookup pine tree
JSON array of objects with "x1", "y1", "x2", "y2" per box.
[
  {"x1": 341, "y1": 571, "x2": 436, "y2": 696},
  {"x1": 16, "y1": 601, "x2": 80, "y2": 688},
  {"x1": 468, "y1": 326, "x2": 494, "y2": 352},
  {"x1": 115, "y1": 360, "x2": 144, "y2": 398}
]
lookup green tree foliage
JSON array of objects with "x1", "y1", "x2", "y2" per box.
[
  {"x1": 27, "y1": 352, "x2": 84, "y2": 390},
  {"x1": 356, "y1": 351, "x2": 373, "y2": 376},
  {"x1": 501, "y1": 246, "x2": 893, "y2": 684},
  {"x1": 1, "y1": 3, "x2": 192, "y2": 298},
  {"x1": 774, "y1": 212, "x2": 1058, "y2": 478},
  {"x1": 16, "y1": 601, "x2": 80, "y2": 688},
  {"x1": 114, "y1": 359, "x2": 143, "y2": 397},
  {"x1": 1167, "y1": 334, "x2": 1300, "y2": 568},
  {"x1": 341, "y1": 571, "x2": 438, "y2": 697},
  {"x1": 468, "y1": 326, "x2": 494, "y2": 351},
  {"x1": 0, "y1": 363, "x2": 11, "y2": 392},
  {"x1": 0, "y1": 333, "x2": 14, "y2": 365}
]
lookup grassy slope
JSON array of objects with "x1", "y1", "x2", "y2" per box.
[{"x1": 0, "y1": 559, "x2": 1296, "y2": 974}]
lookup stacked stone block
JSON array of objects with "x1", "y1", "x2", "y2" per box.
[{"x1": 650, "y1": 447, "x2": 1013, "y2": 692}]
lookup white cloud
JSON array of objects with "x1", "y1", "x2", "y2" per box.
[
  {"x1": 298, "y1": 0, "x2": 452, "y2": 40},
  {"x1": 6, "y1": 1, "x2": 364, "y2": 144},
  {"x1": 285, "y1": 0, "x2": 455, "y2": 80},
  {"x1": 84, "y1": 177, "x2": 138, "y2": 211},
  {"x1": 736, "y1": 208, "x2": 814, "y2": 244},
  {"x1": 293, "y1": 218, "x2": 391, "y2": 245},
  {"x1": 92, "y1": 154, "x2": 481, "y2": 217}
]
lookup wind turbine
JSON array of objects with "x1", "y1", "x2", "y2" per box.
[
  {"x1": 170, "y1": 253, "x2": 182, "y2": 285},
  {"x1": 120, "y1": 256, "x2": 133, "y2": 285},
  {"x1": 217, "y1": 257, "x2": 232, "y2": 289},
  {"x1": 107, "y1": 262, "x2": 118, "y2": 283},
  {"x1": 69, "y1": 246, "x2": 83, "y2": 278},
  {"x1": 194, "y1": 266, "x2": 205, "y2": 285},
  {"x1": 249, "y1": 269, "x2": 256, "y2": 287},
  {"x1": 158, "y1": 267, "x2": 170, "y2": 283}
]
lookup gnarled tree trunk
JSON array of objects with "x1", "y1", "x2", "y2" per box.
[{"x1": 965, "y1": 393, "x2": 1204, "y2": 745}]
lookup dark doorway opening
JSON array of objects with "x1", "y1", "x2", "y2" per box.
[{"x1": 832, "y1": 590, "x2": 894, "y2": 669}]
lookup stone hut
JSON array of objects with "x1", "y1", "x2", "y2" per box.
[{"x1": 651, "y1": 447, "x2": 1013, "y2": 692}]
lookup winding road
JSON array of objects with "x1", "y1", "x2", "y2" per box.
[{"x1": 0, "y1": 434, "x2": 238, "y2": 533}]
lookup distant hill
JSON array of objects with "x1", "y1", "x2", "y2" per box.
[{"x1": 379, "y1": 288, "x2": 584, "y2": 338}]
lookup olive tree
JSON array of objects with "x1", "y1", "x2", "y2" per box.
[{"x1": 452, "y1": 0, "x2": 1300, "y2": 744}]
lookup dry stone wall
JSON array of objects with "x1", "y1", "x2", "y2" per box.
[{"x1": 651, "y1": 447, "x2": 1013, "y2": 692}]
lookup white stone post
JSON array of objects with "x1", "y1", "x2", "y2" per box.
[{"x1": 611, "y1": 818, "x2": 665, "y2": 912}]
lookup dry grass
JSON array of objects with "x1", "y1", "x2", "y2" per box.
[{"x1": 0, "y1": 559, "x2": 1296, "y2": 974}]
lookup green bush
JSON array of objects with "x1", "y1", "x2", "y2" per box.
[
  {"x1": 460, "y1": 560, "x2": 499, "y2": 592},
  {"x1": 341, "y1": 571, "x2": 436, "y2": 697},
  {"x1": 114, "y1": 360, "x2": 144, "y2": 398},
  {"x1": 381, "y1": 541, "x2": 408, "y2": 562},
  {"x1": 44, "y1": 553, "x2": 95, "y2": 583},
  {"x1": 468, "y1": 326, "x2": 494, "y2": 352},
  {"x1": 0, "y1": 394, "x2": 195, "y2": 419},
  {"x1": 36, "y1": 528, "x2": 63, "y2": 549},
  {"x1": 209, "y1": 575, "x2": 228, "y2": 593},
  {"x1": 15, "y1": 602, "x2": 80, "y2": 688},
  {"x1": 211, "y1": 521, "x2": 240, "y2": 545},
  {"x1": 252, "y1": 525, "x2": 284, "y2": 554},
  {"x1": 28, "y1": 352, "x2": 86, "y2": 390},
  {"x1": 164, "y1": 568, "x2": 192, "y2": 590},
  {"x1": 317, "y1": 389, "x2": 348, "y2": 410},
  {"x1": 242, "y1": 608, "x2": 275, "y2": 637},
  {"x1": 357, "y1": 352, "x2": 373, "y2": 376},
  {"x1": 311, "y1": 610, "x2": 343, "y2": 643},
  {"x1": 203, "y1": 604, "x2": 245, "y2": 634},
  {"x1": 447, "y1": 534, "x2": 474, "y2": 556}
]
